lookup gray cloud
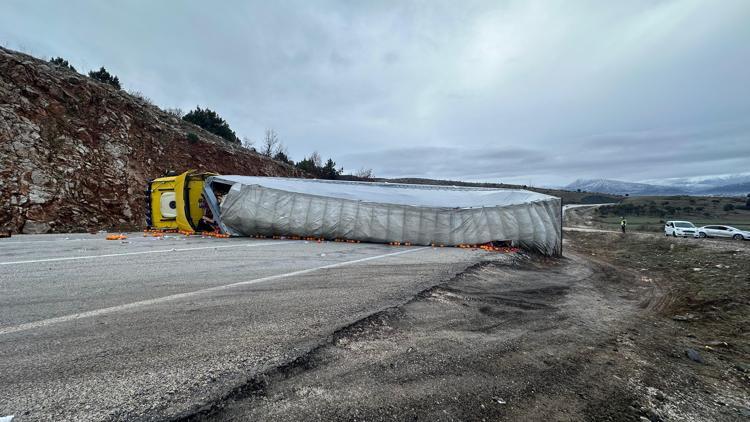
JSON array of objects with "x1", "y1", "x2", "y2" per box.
[
  {"x1": 1, "y1": 0, "x2": 749, "y2": 186},
  {"x1": 342, "y1": 122, "x2": 750, "y2": 184}
]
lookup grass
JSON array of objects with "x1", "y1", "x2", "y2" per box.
[
  {"x1": 568, "y1": 230, "x2": 749, "y2": 354},
  {"x1": 594, "y1": 195, "x2": 750, "y2": 232}
]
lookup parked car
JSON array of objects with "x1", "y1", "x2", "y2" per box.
[
  {"x1": 664, "y1": 221, "x2": 697, "y2": 237},
  {"x1": 693, "y1": 225, "x2": 750, "y2": 240}
]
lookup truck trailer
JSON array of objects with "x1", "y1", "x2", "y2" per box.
[{"x1": 146, "y1": 171, "x2": 562, "y2": 255}]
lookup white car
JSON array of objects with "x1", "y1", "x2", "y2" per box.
[
  {"x1": 664, "y1": 221, "x2": 697, "y2": 237},
  {"x1": 694, "y1": 225, "x2": 750, "y2": 240}
]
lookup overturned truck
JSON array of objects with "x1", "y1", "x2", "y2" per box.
[{"x1": 147, "y1": 171, "x2": 562, "y2": 255}]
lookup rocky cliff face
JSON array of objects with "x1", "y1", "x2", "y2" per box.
[{"x1": 0, "y1": 47, "x2": 303, "y2": 234}]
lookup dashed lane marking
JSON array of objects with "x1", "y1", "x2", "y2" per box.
[
  {"x1": 0, "y1": 241, "x2": 299, "y2": 266},
  {"x1": 0, "y1": 247, "x2": 428, "y2": 336}
]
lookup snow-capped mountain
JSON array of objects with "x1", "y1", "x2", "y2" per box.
[
  {"x1": 564, "y1": 176, "x2": 750, "y2": 196},
  {"x1": 694, "y1": 182, "x2": 750, "y2": 196},
  {"x1": 565, "y1": 179, "x2": 688, "y2": 196},
  {"x1": 641, "y1": 173, "x2": 750, "y2": 192}
]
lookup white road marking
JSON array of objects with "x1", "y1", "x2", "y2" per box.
[
  {"x1": 0, "y1": 238, "x2": 173, "y2": 245},
  {"x1": 0, "y1": 238, "x2": 104, "y2": 245},
  {"x1": 0, "y1": 247, "x2": 427, "y2": 336},
  {"x1": 0, "y1": 241, "x2": 297, "y2": 266},
  {"x1": 0, "y1": 235, "x2": 206, "y2": 245}
]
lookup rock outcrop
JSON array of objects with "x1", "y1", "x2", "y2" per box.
[{"x1": 0, "y1": 47, "x2": 303, "y2": 233}]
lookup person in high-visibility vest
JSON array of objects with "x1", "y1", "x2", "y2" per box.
[{"x1": 620, "y1": 217, "x2": 627, "y2": 233}]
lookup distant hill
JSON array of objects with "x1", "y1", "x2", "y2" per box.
[
  {"x1": 565, "y1": 178, "x2": 750, "y2": 197},
  {"x1": 695, "y1": 182, "x2": 750, "y2": 196},
  {"x1": 370, "y1": 177, "x2": 623, "y2": 204},
  {"x1": 642, "y1": 173, "x2": 750, "y2": 193},
  {"x1": 565, "y1": 179, "x2": 688, "y2": 196},
  {"x1": 0, "y1": 47, "x2": 302, "y2": 234}
]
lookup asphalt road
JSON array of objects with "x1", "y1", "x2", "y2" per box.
[{"x1": 0, "y1": 233, "x2": 494, "y2": 421}]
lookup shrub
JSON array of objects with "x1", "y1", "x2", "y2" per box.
[
  {"x1": 723, "y1": 203, "x2": 735, "y2": 212},
  {"x1": 182, "y1": 107, "x2": 239, "y2": 144},
  {"x1": 127, "y1": 90, "x2": 152, "y2": 105},
  {"x1": 49, "y1": 57, "x2": 76, "y2": 72},
  {"x1": 354, "y1": 167, "x2": 374, "y2": 179},
  {"x1": 186, "y1": 132, "x2": 199, "y2": 144},
  {"x1": 165, "y1": 108, "x2": 183, "y2": 118},
  {"x1": 295, "y1": 156, "x2": 317, "y2": 175},
  {"x1": 88, "y1": 67, "x2": 121, "y2": 89},
  {"x1": 273, "y1": 151, "x2": 293, "y2": 165},
  {"x1": 295, "y1": 154, "x2": 341, "y2": 179}
]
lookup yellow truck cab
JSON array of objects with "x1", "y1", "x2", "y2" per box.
[{"x1": 146, "y1": 170, "x2": 216, "y2": 232}]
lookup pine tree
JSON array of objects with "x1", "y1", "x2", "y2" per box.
[
  {"x1": 88, "y1": 67, "x2": 121, "y2": 89},
  {"x1": 320, "y1": 158, "x2": 340, "y2": 180},
  {"x1": 182, "y1": 106, "x2": 239, "y2": 144},
  {"x1": 49, "y1": 57, "x2": 76, "y2": 72}
]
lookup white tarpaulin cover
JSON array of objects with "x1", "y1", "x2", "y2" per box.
[{"x1": 207, "y1": 176, "x2": 562, "y2": 255}]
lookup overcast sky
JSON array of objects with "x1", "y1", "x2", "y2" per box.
[{"x1": 2, "y1": 0, "x2": 749, "y2": 186}]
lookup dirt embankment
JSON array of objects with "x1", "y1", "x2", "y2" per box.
[
  {"x1": 567, "y1": 231, "x2": 749, "y2": 421},
  {"x1": 0, "y1": 47, "x2": 303, "y2": 234},
  {"x1": 564, "y1": 205, "x2": 601, "y2": 228},
  {"x1": 171, "y1": 233, "x2": 748, "y2": 422}
]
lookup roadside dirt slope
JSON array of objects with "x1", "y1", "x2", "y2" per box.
[
  {"x1": 0, "y1": 46, "x2": 303, "y2": 234},
  {"x1": 177, "y1": 252, "x2": 655, "y2": 421},
  {"x1": 176, "y1": 234, "x2": 748, "y2": 422}
]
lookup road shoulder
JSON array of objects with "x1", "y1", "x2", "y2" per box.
[{"x1": 193, "y1": 251, "x2": 658, "y2": 421}]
